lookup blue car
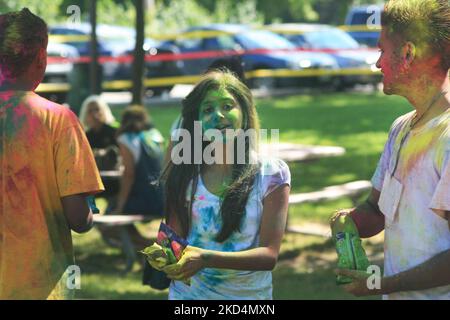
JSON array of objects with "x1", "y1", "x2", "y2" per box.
[
  {"x1": 49, "y1": 23, "x2": 113, "y2": 57},
  {"x1": 161, "y1": 24, "x2": 338, "y2": 89},
  {"x1": 344, "y1": 5, "x2": 383, "y2": 48},
  {"x1": 49, "y1": 24, "x2": 184, "y2": 95},
  {"x1": 265, "y1": 23, "x2": 381, "y2": 89}
]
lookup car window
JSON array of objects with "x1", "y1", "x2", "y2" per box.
[
  {"x1": 175, "y1": 38, "x2": 203, "y2": 52},
  {"x1": 204, "y1": 35, "x2": 237, "y2": 51},
  {"x1": 235, "y1": 30, "x2": 295, "y2": 50},
  {"x1": 285, "y1": 35, "x2": 308, "y2": 48},
  {"x1": 102, "y1": 38, "x2": 134, "y2": 55},
  {"x1": 50, "y1": 28, "x2": 85, "y2": 35},
  {"x1": 303, "y1": 29, "x2": 359, "y2": 50},
  {"x1": 349, "y1": 34, "x2": 380, "y2": 48},
  {"x1": 349, "y1": 12, "x2": 373, "y2": 25}
]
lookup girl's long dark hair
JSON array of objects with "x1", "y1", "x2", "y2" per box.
[{"x1": 162, "y1": 70, "x2": 260, "y2": 242}]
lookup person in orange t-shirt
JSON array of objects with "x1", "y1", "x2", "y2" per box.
[{"x1": 0, "y1": 8, "x2": 104, "y2": 299}]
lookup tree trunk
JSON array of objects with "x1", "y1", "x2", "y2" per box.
[
  {"x1": 132, "y1": 0, "x2": 145, "y2": 106},
  {"x1": 89, "y1": 0, "x2": 100, "y2": 94}
]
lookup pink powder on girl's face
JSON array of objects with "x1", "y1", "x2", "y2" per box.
[{"x1": 376, "y1": 29, "x2": 405, "y2": 95}]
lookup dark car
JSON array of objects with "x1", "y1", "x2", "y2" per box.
[
  {"x1": 49, "y1": 23, "x2": 112, "y2": 56},
  {"x1": 161, "y1": 24, "x2": 338, "y2": 89},
  {"x1": 48, "y1": 24, "x2": 183, "y2": 96},
  {"x1": 343, "y1": 5, "x2": 383, "y2": 48},
  {"x1": 265, "y1": 23, "x2": 381, "y2": 89},
  {"x1": 110, "y1": 38, "x2": 184, "y2": 96}
]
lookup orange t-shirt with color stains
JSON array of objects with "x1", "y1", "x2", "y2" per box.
[{"x1": 0, "y1": 91, "x2": 104, "y2": 299}]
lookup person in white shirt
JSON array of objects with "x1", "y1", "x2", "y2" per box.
[{"x1": 330, "y1": 0, "x2": 450, "y2": 299}]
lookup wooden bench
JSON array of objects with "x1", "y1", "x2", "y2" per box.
[
  {"x1": 286, "y1": 180, "x2": 372, "y2": 237},
  {"x1": 93, "y1": 214, "x2": 152, "y2": 273},
  {"x1": 289, "y1": 180, "x2": 372, "y2": 205},
  {"x1": 261, "y1": 143, "x2": 345, "y2": 162}
]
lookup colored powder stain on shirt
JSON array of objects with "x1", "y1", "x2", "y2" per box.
[
  {"x1": 1, "y1": 97, "x2": 26, "y2": 139},
  {"x1": 435, "y1": 144, "x2": 447, "y2": 172},
  {"x1": 396, "y1": 111, "x2": 449, "y2": 178}
]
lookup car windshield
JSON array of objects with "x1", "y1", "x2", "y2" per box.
[
  {"x1": 236, "y1": 30, "x2": 295, "y2": 50},
  {"x1": 102, "y1": 38, "x2": 134, "y2": 54},
  {"x1": 303, "y1": 29, "x2": 360, "y2": 50}
]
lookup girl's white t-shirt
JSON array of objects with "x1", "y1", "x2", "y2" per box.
[{"x1": 169, "y1": 158, "x2": 291, "y2": 300}]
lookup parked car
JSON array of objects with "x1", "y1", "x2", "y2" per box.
[
  {"x1": 39, "y1": 42, "x2": 79, "y2": 103},
  {"x1": 161, "y1": 24, "x2": 339, "y2": 89},
  {"x1": 49, "y1": 23, "x2": 112, "y2": 56},
  {"x1": 344, "y1": 5, "x2": 383, "y2": 48},
  {"x1": 264, "y1": 23, "x2": 381, "y2": 89},
  {"x1": 111, "y1": 38, "x2": 184, "y2": 96},
  {"x1": 48, "y1": 24, "x2": 183, "y2": 95}
]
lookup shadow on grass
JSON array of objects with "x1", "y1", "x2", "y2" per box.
[
  {"x1": 76, "y1": 251, "x2": 131, "y2": 274},
  {"x1": 75, "y1": 250, "x2": 169, "y2": 299},
  {"x1": 279, "y1": 238, "x2": 335, "y2": 261},
  {"x1": 76, "y1": 273, "x2": 168, "y2": 300},
  {"x1": 273, "y1": 266, "x2": 380, "y2": 300}
]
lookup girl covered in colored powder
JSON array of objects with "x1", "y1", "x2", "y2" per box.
[{"x1": 153, "y1": 70, "x2": 291, "y2": 299}]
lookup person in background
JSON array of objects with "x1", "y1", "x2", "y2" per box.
[
  {"x1": 0, "y1": 8, "x2": 104, "y2": 299},
  {"x1": 111, "y1": 106, "x2": 165, "y2": 248},
  {"x1": 79, "y1": 95, "x2": 120, "y2": 200},
  {"x1": 79, "y1": 95, "x2": 118, "y2": 150}
]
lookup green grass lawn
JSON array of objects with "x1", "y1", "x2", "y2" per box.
[{"x1": 73, "y1": 91, "x2": 411, "y2": 299}]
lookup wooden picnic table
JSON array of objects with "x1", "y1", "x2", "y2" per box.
[
  {"x1": 99, "y1": 170, "x2": 123, "y2": 178},
  {"x1": 260, "y1": 143, "x2": 346, "y2": 162}
]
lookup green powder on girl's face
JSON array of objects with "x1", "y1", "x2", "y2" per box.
[{"x1": 199, "y1": 87, "x2": 243, "y2": 142}]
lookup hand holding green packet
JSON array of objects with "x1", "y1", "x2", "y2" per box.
[
  {"x1": 140, "y1": 222, "x2": 191, "y2": 285},
  {"x1": 332, "y1": 215, "x2": 370, "y2": 285},
  {"x1": 140, "y1": 243, "x2": 170, "y2": 270}
]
